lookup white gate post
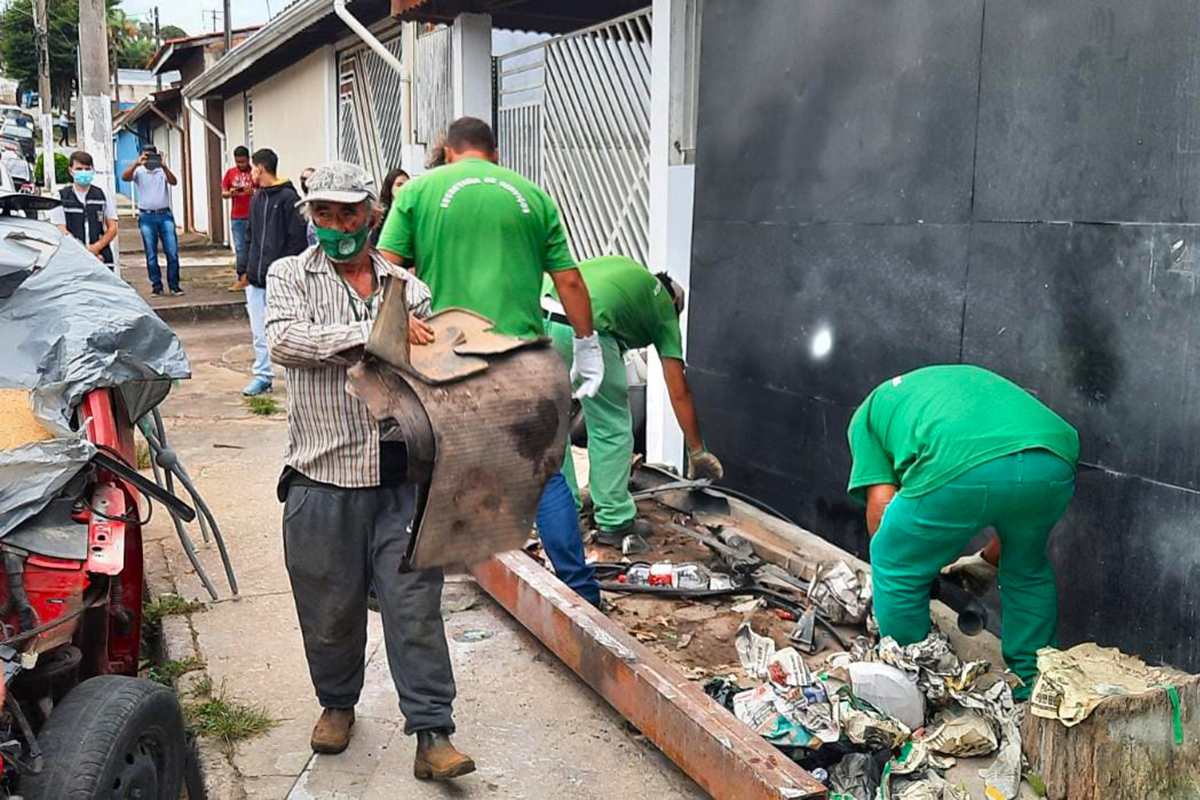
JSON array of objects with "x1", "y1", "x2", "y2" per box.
[
  {"x1": 646, "y1": 0, "x2": 696, "y2": 472},
  {"x1": 452, "y1": 13, "x2": 493, "y2": 123}
]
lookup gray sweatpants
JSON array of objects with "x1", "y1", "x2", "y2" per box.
[{"x1": 283, "y1": 480, "x2": 456, "y2": 734}]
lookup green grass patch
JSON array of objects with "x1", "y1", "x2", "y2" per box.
[
  {"x1": 136, "y1": 439, "x2": 152, "y2": 470},
  {"x1": 184, "y1": 680, "x2": 277, "y2": 750},
  {"x1": 243, "y1": 395, "x2": 282, "y2": 416},
  {"x1": 148, "y1": 655, "x2": 206, "y2": 686},
  {"x1": 143, "y1": 594, "x2": 206, "y2": 625}
]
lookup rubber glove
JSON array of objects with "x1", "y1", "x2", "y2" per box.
[
  {"x1": 687, "y1": 447, "x2": 724, "y2": 480},
  {"x1": 941, "y1": 549, "x2": 998, "y2": 596},
  {"x1": 570, "y1": 333, "x2": 604, "y2": 399}
]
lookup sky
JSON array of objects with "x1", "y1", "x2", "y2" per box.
[{"x1": 118, "y1": 0, "x2": 274, "y2": 37}]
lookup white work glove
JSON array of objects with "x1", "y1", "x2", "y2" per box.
[
  {"x1": 570, "y1": 333, "x2": 604, "y2": 399},
  {"x1": 941, "y1": 549, "x2": 998, "y2": 596},
  {"x1": 687, "y1": 448, "x2": 724, "y2": 480}
]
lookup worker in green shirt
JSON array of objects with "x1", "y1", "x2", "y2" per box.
[
  {"x1": 846, "y1": 365, "x2": 1080, "y2": 699},
  {"x1": 377, "y1": 117, "x2": 603, "y2": 608},
  {"x1": 543, "y1": 255, "x2": 723, "y2": 545}
]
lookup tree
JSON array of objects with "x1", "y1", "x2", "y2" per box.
[
  {"x1": 0, "y1": 0, "x2": 79, "y2": 106},
  {"x1": 160, "y1": 25, "x2": 188, "y2": 41},
  {"x1": 108, "y1": 7, "x2": 156, "y2": 69}
]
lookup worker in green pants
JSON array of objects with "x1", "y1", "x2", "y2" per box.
[
  {"x1": 543, "y1": 255, "x2": 723, "y2": 545},
  {"x1": 846, "y1": 365, "x2": 1079, "y2": 699}
]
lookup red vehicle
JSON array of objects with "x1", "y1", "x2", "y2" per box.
[{"x1": 1, "y1": 388, "x2": 191, "y2": 798}]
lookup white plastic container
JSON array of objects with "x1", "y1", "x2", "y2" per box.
[{"x1": 847, "y1": 661, "x2": 925, "y2": 730}]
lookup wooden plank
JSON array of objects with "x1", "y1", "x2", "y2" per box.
[{"x1": 471, "y1": 551, "x2": 827, "y2": 800}]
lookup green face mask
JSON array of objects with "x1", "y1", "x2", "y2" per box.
[{"x1": 315, "y1": 225, "x2": 370, "y2": 261}]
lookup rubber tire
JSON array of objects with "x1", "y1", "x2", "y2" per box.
[{"x1": 22, "y1": 675, "x2": 187, "y2": 800}]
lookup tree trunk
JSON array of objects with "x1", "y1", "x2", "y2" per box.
[{"x1": 1021, "y1": 676, "x2": 1200, "y2": 799}]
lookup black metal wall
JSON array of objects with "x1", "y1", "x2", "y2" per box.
[{"x1": 690, "y1": 1, "x2": 1200, "y2": 669}]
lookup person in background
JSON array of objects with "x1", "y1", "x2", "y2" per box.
[
  {"x1": 242, "y1": 148, "x2": 307, "y2": 397},
  {"x1": 378, "y1": 117, "x2": 605, "y2": 608},
  {"x1": 847, "y1": 364, "x2": 1079, "y2": 700},
  {"x1": 50, "y1": 150, "x2": 117, "y2": 268},
  {"x1": 266, "y1": 161, "x2": 474, "y2": 781},
  {"x1": 300, "y1": 166, "x2": 317, "y2": 248},
  {"x1": 543, "y1": 256, "x2": 723, "y2": 547},
  {"x1": 369, "y1": 167, "x2": 409, "y2": 246},
  {"x1": 56, "y1": 109, "x2": 68, "y2": 146},
  {"x1": 222, "y1": 145, "x2": 256, "y2": 291},
  {"x1": 121, "y1": 144, "x2": 182, "y2": 296}
]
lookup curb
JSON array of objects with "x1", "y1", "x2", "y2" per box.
[
  {"x1": 153, "y1": 301, "x2": 248, "y2": 325},
  {"x1": 145, "y1": 546, "x2": 246, "y2": 800}
]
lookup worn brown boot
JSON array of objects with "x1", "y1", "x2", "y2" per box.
[
  {"x1": 413, "y1": 730, "x2": 476, "y2": 780},
  {"x1": 310, "y1": 708, "x2": 355, "y2": 754}
]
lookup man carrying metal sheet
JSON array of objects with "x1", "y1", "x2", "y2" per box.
[
  {"x1": 846, "y1": 364, "x2": 1079, "y2": 699},
  {"x1": 266, "y1": 162, "x2": 474, "y2": 780},
  {"x1": 378, "y1": 116, "x2": 604, "y2": 607},
  {"x1": 543, "y1": 255, "x2": 724, "y2": 546}
]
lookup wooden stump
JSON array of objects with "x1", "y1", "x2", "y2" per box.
[{"x1": 1021, "y1": 674, "x2": 1200, "y2": 799}]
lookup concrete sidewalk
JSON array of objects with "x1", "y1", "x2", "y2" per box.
[
  {"x1": 144, "y1": 319, "x2": 704, "y2": 799},
  {"x1": 115, "y1": 213, "x2": 247, "y2": 323}
]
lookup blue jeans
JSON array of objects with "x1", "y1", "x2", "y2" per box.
[
  {"x1": 231, "y1": 217, "x2": 250, "y2": 271},
  {"x1": 536, "y1": 472, "x2": 599, "y2": 607},
  {"x1": 244, "y1": 284, "x2": 274, "y2": 382},
  {"x1": 138, "y1": 209, "x2": 181, "y2": 291}
]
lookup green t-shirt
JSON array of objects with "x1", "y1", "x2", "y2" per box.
[
  {"x1": 377, "y1": 158, "x2": 575, "y2": 339},
  {"x1": 846, "y1": 365, "x2": 1080, "y2": 502},
  {"x1": 543, "y1": 255, "x2": 684, "y2": 359}
]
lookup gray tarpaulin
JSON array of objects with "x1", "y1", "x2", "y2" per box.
[{"x1": 0, "y1": 214, "x2": 191, "y2": 537}]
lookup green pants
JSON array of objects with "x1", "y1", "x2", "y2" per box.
[
  {"x1": 870, "y1": 449, "x2": 1075, "y2": 699},
  {"x1": 547, "y1": 320, "x2": 638, "y2": 531}
]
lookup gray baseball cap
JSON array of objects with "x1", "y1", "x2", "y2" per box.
[{"x1": 296, "y1": 161, "x2": 377, "y2": 207}]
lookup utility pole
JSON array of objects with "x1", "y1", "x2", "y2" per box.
[
  {"x1": 154, "y1": 7, "x2": 162, "y2": 91},
  {"x1": 79, "y1": 0, "x2": 120, "y2": 274},
  {"x1": 33, "y1": 0, "x2": 55, "y2": 193},
  {"x1": 223, "y1": 0, "x2": 232, "y2": 51}
]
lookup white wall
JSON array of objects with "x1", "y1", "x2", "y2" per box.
[
  {"x1": 188, "y1": 112, "x2": 209, "y2": 235},
  {"x1": 246, "y1": 47, "x2": 334, "y2": 180},
  {"x1": 148, "y1": 123, "x2": 186, "y2": 224},
  {"x1": 224, "y1": 94, "x2": 246, "y2": 154}
]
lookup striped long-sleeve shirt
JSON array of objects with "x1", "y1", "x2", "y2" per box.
[{"x1": 265, "y1": 247, "x2": 431, "y2": 487}]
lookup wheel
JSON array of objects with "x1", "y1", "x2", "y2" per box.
[{"x1": 21, "y1": 675, "x2": 186, "y2": 800}]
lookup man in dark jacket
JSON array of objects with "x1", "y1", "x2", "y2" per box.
[{"x1": 242, "y1": 148, "x2": 308, "y2": 396}]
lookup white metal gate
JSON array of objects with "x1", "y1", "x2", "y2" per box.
[
  {"x1": 415, "y1": 25, "x2": 453, "y2": 148},
  {"x1": 338, "y1": 32, "x2": 405, "y2": 186},
  {"x1": 496, "y1": 9, "x2": 652, "y2": 265}
]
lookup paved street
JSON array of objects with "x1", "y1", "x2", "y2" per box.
[{"x1": 143, "y1": 317, "x2": 705, "y2": 799}]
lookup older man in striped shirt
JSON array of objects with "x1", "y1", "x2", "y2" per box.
[{"x1": 265, "y1": 162, "x2": 474, "y2": 781}]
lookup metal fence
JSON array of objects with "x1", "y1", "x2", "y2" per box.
[
  {"x1": 496, "y1": 8, "x2": 652, "y2": 264},
  {"x1": 416, "y1": 26, "x2": 453, "y2": 148}
]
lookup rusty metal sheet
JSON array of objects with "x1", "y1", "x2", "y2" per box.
[
  {"x1": 349, "y1": 343, "x2": 570, "y2": 570},
  {"x1": 472, "y1": 551, "x2": 828, "y2": 800}
]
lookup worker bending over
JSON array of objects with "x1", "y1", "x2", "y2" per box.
[
  {"x1": 378, "y1": 117, "x2": 604, "y2": 607},
  {"x1": 846, "y1": 365, "x2": 1079, "y2": 699},
  {"x1": 543, "y1": 255, "x2": 723, "y2": 545},
  {"x1": 266, "y1": 162, "x2": 473, "y2": 780}
]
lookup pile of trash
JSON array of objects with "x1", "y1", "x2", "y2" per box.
[{"x1": 708, "y1": 621, "x2": 1024, "y2": 800}]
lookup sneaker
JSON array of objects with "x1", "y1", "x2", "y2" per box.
[
  {"x1": 150, "y1": 288, "x2": 164, "y2": 297},
  {"x1": 242, "y1": 378, "x2": 273, "y2": 397},
  {"x1": 169, "y1": 287, "x2": 185, "y2": 296}
]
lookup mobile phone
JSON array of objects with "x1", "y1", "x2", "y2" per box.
[{"x1": 146, "y1": 153, "x2": 162, "y2": 170}]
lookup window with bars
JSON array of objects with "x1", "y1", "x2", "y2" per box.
[{"x1": 244, "y1": 92, "x2": 254, "y2": 151}]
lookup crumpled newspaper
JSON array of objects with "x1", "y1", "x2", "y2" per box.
[
  {"x1": 920, "y1": 706, "x2": 999, "y2": 757},
  {"x1": 735, "y1": 620, "x2": 776, "y2": 679},
  {"x1": 808, "y1": 561, "x2": 873, "y2": 624},
  {"x1": 880, "y1": 741, "x2": 967, "y2": 800},
  {"x1": 732, "y1": 645, "x2": 841, "y2": 746},
  {"x1": 1030, "y1": 642, "x2": 1173, "y2": 728},
  {"x1": 879, "y1": 632, "x2": 1022, "y2": 799},
  {"x1": 879, "y1": 632, "x2": 991, "y2": 706},
  {"x1": 836, "y1": 701, "x2": 911, "y2": 750}
]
